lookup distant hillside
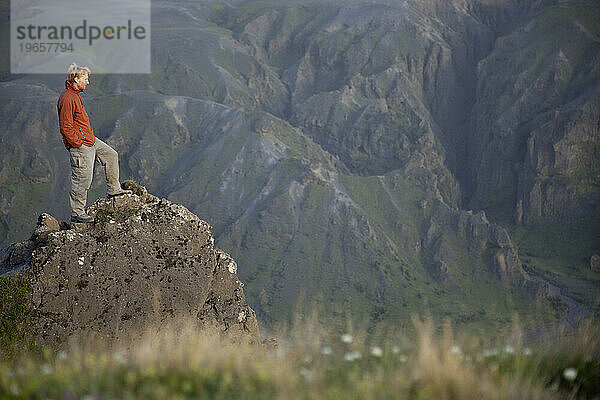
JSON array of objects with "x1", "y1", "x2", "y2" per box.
[{"x1": 0, "y1": 0, "x2": 598, "y2": 335}]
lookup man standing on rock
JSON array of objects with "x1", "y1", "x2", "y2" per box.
[{"x1": 57, "y1": 63, "x2": 131, "y2": 223}]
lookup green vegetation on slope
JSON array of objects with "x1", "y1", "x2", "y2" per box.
[
  {"x1": 511, "y1": 216, "x2": 600, "y2": 308},
  {"x1": 0, "y1": 275, "x2": 34, "y2": 355}
]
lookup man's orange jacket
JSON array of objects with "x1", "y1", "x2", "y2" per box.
[{"x1": 57, "y1": 80, "x2": 96, "y2": 149}]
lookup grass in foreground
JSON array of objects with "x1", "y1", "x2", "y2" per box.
[{"x1": 0, "y1": 319, "x2": 599, "y2": 399}]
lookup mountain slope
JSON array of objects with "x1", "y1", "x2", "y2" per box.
[{"x1": 0, "y1": 0, "x2": 598, "y2": 335}]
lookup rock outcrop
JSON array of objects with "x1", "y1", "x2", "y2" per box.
[
  {"x1": 0, "y1": 182, "x2": 259, "y2": 346},
  {"x1": 421, "y1": 201, "x2": 527, "y2": 285},
  {"x1": 590, "y1": 255, "x2": 600, "y2": 272}
]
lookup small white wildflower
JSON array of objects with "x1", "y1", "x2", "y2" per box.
[
  {"x1": 41, "y1": 363, "x2": 53, "y2": 375},
  {"x1": 57, "y1": 350, "x2": 68, "y2": 361},
  {"x1": 370, "y1": 346, "x2": 384, "y2": 358},
  {"x1": 503, "y1": 345, "x2": 514, "y2": 355},
  {"x1": 523, "y1": 348, "x2": 532, "y2": 356},
  {"x1": 341, "y1": 333, "x2": 353, "y2": 344},
  {"x1": 343, "y1": 351, "x2": 362, "y2": 362},
  {"x1": 78, "y1": 256, "x2": 85, "y2": 266},
  {"x1": 302, "y1": 355, "x2": 313, "y2": 364},
  {"x1": 563, "y1": 368, "x2": 577, "y2": 381},
  {"x1": 483, "y1": 348, "x2": 499, "y2": 358},
  {"x1": 10, "y1": 384, "x2": 20, "y2": 396},
  {"x1": 399, "y1": 354, "x2": 408, "y2": 363},
  {"x1": 450, "y1": 345, "x2": 462, "y2": 355},
  {"x1": 112, "y1": 350, "x2": 128, "y2": 365},
  {"x1": 321, "y1": 345, "x2": 332, "y2": 356},
  {"x1": 299, "y1": 367, "x2": 313, "y2": 381},
  {"x1": 392, "y1": 345, "x2": 401, "y2": 354}
]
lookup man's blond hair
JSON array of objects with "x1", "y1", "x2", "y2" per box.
[{"x1": 67, "y1": 63, "x2": 91, "y2": 82}]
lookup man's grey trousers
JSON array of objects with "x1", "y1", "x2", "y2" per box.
[{"x1": 69, "y1": 138, "x2": 122, "y2": 218}]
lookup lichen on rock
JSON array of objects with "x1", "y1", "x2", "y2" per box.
[{"x1": 0, "y1": 182, "x2": 259, "y2": 347}]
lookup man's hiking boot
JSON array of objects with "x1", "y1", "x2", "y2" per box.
[
  {"x1": 107, "y1": 189, "x2": 133, "y2": 199},
  {"x1": 71, "y1": 214, "x2": 94, "y2": 223}
]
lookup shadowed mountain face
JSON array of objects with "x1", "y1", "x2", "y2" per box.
[{"x1": 0, "y1": 0, "x2": 598, "y2": 335}]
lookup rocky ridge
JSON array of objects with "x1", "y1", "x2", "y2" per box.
[{"x1": 0, "y1": 182, "x2": 260, "y2": 346}]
